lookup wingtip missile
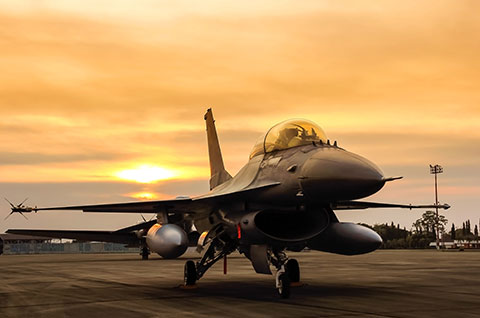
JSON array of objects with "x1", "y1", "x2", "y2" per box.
[{"x1": 4, "y1": 198, "x2": 36, "y2": 220}]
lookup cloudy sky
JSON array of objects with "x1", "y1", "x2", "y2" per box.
[{"x1": 1, "y1": 1, "x2": 479, "y2": 233}]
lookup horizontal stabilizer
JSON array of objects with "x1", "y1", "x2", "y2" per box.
[
  {"x1": 114, "y1": 219, "x2": 157, "y2": 233},
  {"x1": 6, "y1": 219, "x2": 157, "y2": 245}
]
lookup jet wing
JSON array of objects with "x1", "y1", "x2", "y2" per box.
[
  {"x1": 332, "y1": 200, "x2": 451, "y2": 210},
  {"x1": 31, "y1": 197, "x2": 196, "y2": 213},
  {"x1": 12, "y1": 182, "x2": 281, "y2": 216},
  {"x1": 6, "y1": 220, "x2": 157, "y2": 245}
]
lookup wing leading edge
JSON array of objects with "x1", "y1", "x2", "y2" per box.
[{"x1": 32, "y1": 197, "x2": 193, "y2": 213}]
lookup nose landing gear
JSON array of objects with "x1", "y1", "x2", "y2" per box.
[
  {"x1": 270, "y1": 249, "x2": 301, "y2": 298},
  {"x1": 183, "y1": 228, "x2": 237, "y2": 287}
]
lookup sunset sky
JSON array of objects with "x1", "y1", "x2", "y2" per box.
[{"x1": 1, "y1": 1, "x2": 479, "y2": 233}]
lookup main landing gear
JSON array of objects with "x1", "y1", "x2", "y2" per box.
[
  {"x1": 183, "y1": 229, "x2": 237, "y2": 287},
  {"x1": 184, "y1": 260, "x2": 197, "y2": 285},
  {"x1": 182, "y1": 230, "x2": 301, "y2": 299},
  {"x1": 141, "y1": 246, "x2": 150, "y2": 260}
]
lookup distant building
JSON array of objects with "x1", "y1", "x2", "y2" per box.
[
  {"x1": 429, "y1": 240, "x2": 480, "y2": 249},
  {"x1": 0, "y1": 233, "x2": 138, "y2": 255},
  {"x1": 0, "y1": 233, "x2": 53, "y2": 255},
  {"x1": 0, "y1": 233, "x2": 53, "y2": 244}
]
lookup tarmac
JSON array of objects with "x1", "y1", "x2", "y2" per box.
[{"x1": 1, "y1": 249, "x2": 479, "y2": 318}]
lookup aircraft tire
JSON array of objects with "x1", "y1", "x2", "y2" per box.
[
  {"x1": 141, "y1": 247, "x2": 149, "y2": 260},
  {"x1": 277, "y1": 273, "x2": 291, "y2": 299},
  {"x1": 184, "y1": 260, "x2": 197, "y2": 286},
  {"x1": 286, "y1": 259, "x2": 300, "y2": 283}
]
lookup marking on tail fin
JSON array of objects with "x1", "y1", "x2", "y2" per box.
[{"x1": 204, "y1": 108, "x2": 232, "y2": 190}]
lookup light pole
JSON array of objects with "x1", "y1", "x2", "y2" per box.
[{"x1": 430, "y1": 164, "x2": 443, "y2": 250}]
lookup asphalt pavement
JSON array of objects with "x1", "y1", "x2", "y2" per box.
[{"x1": 1, "y1": 249, "x2": 479, "y2": 318}]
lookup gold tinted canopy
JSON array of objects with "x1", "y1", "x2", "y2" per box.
[{"x1": 250, "y1": 119, "x2": 327, "y2": 159}]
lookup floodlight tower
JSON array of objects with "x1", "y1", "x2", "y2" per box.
[{"x1": 430, "y1": 164, "x2": 443, "y2": 250}]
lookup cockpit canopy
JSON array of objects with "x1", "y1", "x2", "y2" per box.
[{"x1": 249, "y1": 119, "x2": 327, "y2": 159}]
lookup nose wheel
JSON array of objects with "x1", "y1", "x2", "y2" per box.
[
  {"x1": 270, "y1": 249, "x2": 301, "y2": 298},
  {"x1": 286, "y1": 258, "x2": 300, "y2": 284}
]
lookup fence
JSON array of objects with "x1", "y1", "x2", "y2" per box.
[{"x1": 2, "y1": 242, "x2": 139, "y2": 255}]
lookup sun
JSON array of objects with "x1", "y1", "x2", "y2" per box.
[
  {"x1": 115, "y1": 165, "x2": 177, "y2": 183},
  {"x1": 131, "y1": 192, "x2": 156, "y2": 200}
]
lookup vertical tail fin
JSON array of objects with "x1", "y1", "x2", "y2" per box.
[{"x1": 204, "y1": 108, "x2": 232, "y2": 190}]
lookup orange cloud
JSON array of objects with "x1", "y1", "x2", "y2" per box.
[
  {"x1": 1, "y1": 1, "x2": 480, "y2": 233},
  {"x1": 0, "y1": 1, "x2": 479, "y2": 185}
]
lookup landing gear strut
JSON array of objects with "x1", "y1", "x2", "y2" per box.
[
  {"x1": 276, "y1": 266, "x2": 291, "y2": 298},
  {"x1": 184, "y1": 228, "x2": 237, "y2": 286}
]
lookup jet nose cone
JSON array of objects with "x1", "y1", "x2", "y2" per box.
[{"x1": 300, "y1": 148, "x2": 385, "y2": 201}]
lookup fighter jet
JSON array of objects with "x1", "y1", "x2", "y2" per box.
[{"x1": 7, "y1": 109, "x2": 449, "y2": 298}]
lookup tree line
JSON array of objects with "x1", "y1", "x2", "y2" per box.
[
  {"x1": 361, "y1": 211, "x2": 479, "y2": 249},
  {"x1": 450, "y1": 219, "x2": 479, "y2": 241}
]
